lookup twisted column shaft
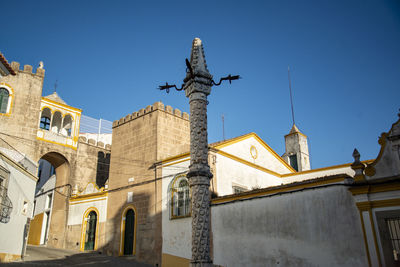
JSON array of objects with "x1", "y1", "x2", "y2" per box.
[{"x1": 187, "y1": 94, "x2": 213, "y2": 267}]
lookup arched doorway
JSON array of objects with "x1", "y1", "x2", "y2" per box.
[
  {"x1": 84, "y1": 211, "x2": 97, "y2": 250},
  {"x1": 80, "y1": 207, "x2": 99, "y2": 251},
  {"x1": 120, "y1": 206, "x2": 136, "y2": 256},
  {"x1": 35, "y1": 152, "x2": 70, "y2": 248}
]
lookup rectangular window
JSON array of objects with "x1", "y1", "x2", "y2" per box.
[
  {"x1": 46, "y1": 194, "x2": 52, "y2": 209},
  {"x1": 289, "y1": 154, "x2": 298, "y2": 171},
  {"x1": 127, "y1": 192, "x2": 133, "y2": 203}
]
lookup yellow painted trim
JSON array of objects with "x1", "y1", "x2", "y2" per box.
[
  {"x1": 170, "y1": 174, "x2": 191, "y2": 219},
  {"x1": 356, "y1": 198, "x2": 400, "y2": 211},
  {"x1": 212, "y1": 176, "x2": 346, "y2": 205},
  {"x1": 281, "y1": 159, "x2": 374, "y2": 177},
  {"x1": 214, "y1": 133, "x2": 296, "y2": 172},
  {"x1": 69, "y1": 197, "x2": 107, "y2": 206},
  {"x1": 368, "y1": 209, "x2": 382, "y2": 266},
  {"x1": 250, "y1": 145, "x2": 258, "y2": 159},
  {"x1": 40, "y1": 106, "x2": 53, "y2": 112},
  {"x1": 164, "y1": 158, "x2": 190, "y2": 167},
  {"x1": 0, "y1": 151, "x2": 38, "y2": 181},
  {"x1": 0, "y1": 252, "x2": 21, "y2": 263},
  {"x1": 70, "y1": 192, "x2": 108, "y2": 202},
  {"x1": 162, "y1": 253, "x2": 190, "y2": 267},
  {"x1": 119, "y1": 205, "x2": 137, "y2": 256},
  {"x1": 162, "y1": 152, "x2": 191, "y2": 164},
  {"x1": 80, "y1": 207, "x2": 100, "y2": 251},
  {"x1": 36, "y1": 135, "x2": 77, "y2": 150},
  {"x1": 349, "y1": 182, "x2": 400, "y2": 196},
  {"x1": 217, "y1": 150, "x2": 282, "y2": 177},
  {"x1": 42, "y1": 97, "x2": 82, "y2": 113},
  {"x1": 161, "y1": 132, "x2": 295, "y2": 172},
  {"x1": 212, "y1": 132, "x2": 256, "y2": 149},
  {"x1": 0, "y1": 82, "x2": 14, "y2": 116}
]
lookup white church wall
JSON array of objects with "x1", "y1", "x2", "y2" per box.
[
  {"x1": 218, "y1": 136, "x2": 293, "y2": 174},
  {"x1": 215, "y1": 153, "x2": 282, "y2": 196},
  {"x1": 161, "y1": 159, "x2": 192, "y2": 261},
  {"x1": 211, "y1": 186, "x2": 368, "y2": 267}
]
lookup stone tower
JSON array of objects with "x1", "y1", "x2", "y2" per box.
[
  {"x1": 105, "y1": 102, "x2": 190, "y2": 265},
  {"x1": 282, "y1": 124, "x2": 310, "y2": 172}
]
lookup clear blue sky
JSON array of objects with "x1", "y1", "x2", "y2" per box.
[{"x1": 2, "y1": 0, "x2": 399, "y2": 169}]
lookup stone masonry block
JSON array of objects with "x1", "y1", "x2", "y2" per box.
[
  {"x1": 24, "y1": 65, "x2": 33, "y2": 73},
  {"x1": 182, "y1": 112, "x2": 189, "y2": 120},
  {"x1": 152, "y1": 101, "x2": 164, "y2": 111},
  {"x1": 11, "y1": 61, "x2": 20, "y2": 71},
  {"x1": 138, "y1": 108, "x2": 145, "y2": 116},
  {"x1": 173, "y1": 108, "x2": 181, "y2": 117},
  {"x1": 145, "y1": 105, "x2": 152, "y2": 113},
  {"x1": 36, "y1": 67, "x2": 45, "y2": 77},
  {"x1": 165, "y1": 105, "x2": 173, "y2": 114}
]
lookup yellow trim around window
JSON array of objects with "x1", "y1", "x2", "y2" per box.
[
  {"x1": 0, "y1": 82, "x2": 14, "y2": 116},
  {"x1": 80, "y1": 207, "x2": 100, "y2": 252},
  {"x1": 119, "y1": 205, "x2": 137, "y2": 256}
]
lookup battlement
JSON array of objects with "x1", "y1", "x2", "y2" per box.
[
  {"x1": 10, "y1": 61, "x2": 45, "y2": 78},
  {"x1": 112, "y1": 101, "x2": 189, "y2": 128},
  {"x1": 78, "y1": 136, "x2": 111, "y2": 150}
]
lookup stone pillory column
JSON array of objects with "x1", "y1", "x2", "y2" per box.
[
  {"x1": 158, "y1": 37, "x2": 239, "y2": 267},
  {"x1": 183, "y1": 38, "x2": 213, "y2": 267}
]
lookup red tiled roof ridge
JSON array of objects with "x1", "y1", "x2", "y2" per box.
[{"x1": 0, "y1": 52, "x2": 16, "y2": 75}]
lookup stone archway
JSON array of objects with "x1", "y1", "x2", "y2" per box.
[{"x1": 38, "y1": 151, "x2": 70, "y2": 248}]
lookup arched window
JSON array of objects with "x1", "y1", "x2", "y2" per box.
[
  {"x1": 169, "y1": 174, "x2": 190, "y2": 219},
  {"x1": 40, "y1": 108, "x2": 52, "y2": 130},
  {"x1": 51, "y1": 111, "x2": 62, "y2": 134},
  {"x1": 0, "y1": 88, "x2": 10, "y2": 113},
  {"x1": 61, "y1": 114, "x2": 73, "y2": 136}
]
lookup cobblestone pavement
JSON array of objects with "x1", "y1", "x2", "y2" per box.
[{"x1": 1, "y1": 245, "x2": 153, "y2": 267}]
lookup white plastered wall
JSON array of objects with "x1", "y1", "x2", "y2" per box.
[
  {"x1": 215, "y1": 153, "x2": 282, "y2": 196},
  {"x1": 212, "y1": 186, "x2": 368, "y2": 267},
  {"x1": 161, "y1": 159, "x2": 192, "y2": 260},
  {"x1": 0, "y1": 157, "x2": 36, "y2": 257},
  {"x1": 68, "y1": 198, "x2": 108, "y2": 225},
  {"x1": 218, "y1": 136, "x2": 293, "y2": 174}
]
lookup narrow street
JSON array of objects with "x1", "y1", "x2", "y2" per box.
[{"x1": 1, "y1": 246, "x2": 152, "y2": 267}]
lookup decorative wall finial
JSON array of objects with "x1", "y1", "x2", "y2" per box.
[
  {"x1": 39, "y1": 61, "x2": 44, "y2": 69},
  {"x1": 352, "y1": 148, "x2": 360, "y2": 163}
]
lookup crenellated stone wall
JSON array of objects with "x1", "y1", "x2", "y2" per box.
[
  {"x1": 105, "y1": 101, "x2": 190, "y2": 265},
  {"x1": 0, "y1": 62, "x2": 45, "y2": 157}
]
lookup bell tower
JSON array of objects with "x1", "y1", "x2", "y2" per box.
[{"x1": 282, "y1": 124, "x2": 310, "y2": 172}]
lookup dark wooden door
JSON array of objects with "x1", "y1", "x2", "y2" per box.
[{"x1": 124, "y1": 209, "x2": 135, "y2": 255}]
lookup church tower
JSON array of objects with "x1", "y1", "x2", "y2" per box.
[{"x1": 282, "y1": 124, "x2": 310, "y2": 172}]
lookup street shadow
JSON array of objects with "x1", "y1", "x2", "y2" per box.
[
  {"x1": 96, "y1": 190, "x2": 162, "y2": 267},
  {"x1": 2, "y1": 251, "x2": 152, "y2": 266}
]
